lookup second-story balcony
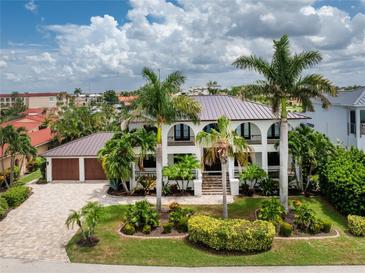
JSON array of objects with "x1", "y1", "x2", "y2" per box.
[{"x1": 167, "y1": 123, "x2": 195, "y2": 146}]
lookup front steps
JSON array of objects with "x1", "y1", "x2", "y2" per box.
[{"x1": 202, "y1": 173, "x2": 231, "y2": 195}]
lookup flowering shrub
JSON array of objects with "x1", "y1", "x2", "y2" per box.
[{"x1": 188, "y1": 215, "x2": 275, "y2": 252}]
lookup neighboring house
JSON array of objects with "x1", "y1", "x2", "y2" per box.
[
  {"x1": 304, "y1": 88, "x2": 365, "y2": 151},
  {"x1": 0, "y1": 108, "x2": 54, "y2": 175},
  {"x1": 0, "y1": 92, "x2": 62, "y2": 111},
  {"x1": 74, "y1": 93, "x2": 103, "y2": 106},
  {"x1": 118, "y1": 95, "x2": 138, "y2": 107},
  {"x1": 43, "y1": 95, "x2": 307, "y2": 196}
]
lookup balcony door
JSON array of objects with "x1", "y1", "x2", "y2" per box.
[{"x1": 174, "y1": 124, "x2": 190, "y2": 141}]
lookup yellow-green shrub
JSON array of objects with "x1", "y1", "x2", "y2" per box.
[
  {"x1": 348, "y1": 215, "x2": 365, "y2": 236},
  {"x1": 188, "y1": 215, "x2": 275, "y2": 253}
]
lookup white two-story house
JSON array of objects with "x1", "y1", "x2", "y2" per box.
[
  {"x1": 129, "y1": 95, "x2": 307, "y2": 195},
  {"x1": 305, "y1": 88, "x2": 365, "y2": 151},
  {"x1": 43, "y1": 95, "x2": 307, "y2": 196}
]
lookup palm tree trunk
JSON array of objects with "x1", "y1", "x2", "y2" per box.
[
  {"x1": 279, "y1": 98, "x2": 289, "y2": 211},
  {"x1": 221, "y1": 158, "x2": 228, "y2": 219},
  {"x1": 10, "y1": 156, "x2": 15, "y2": 185},
  {"x1": 156, "y1": 126, "x2": 163, "y2": 211},
  {"x1": 1, "y1": 145, "x2": 9, "y2": 189}
]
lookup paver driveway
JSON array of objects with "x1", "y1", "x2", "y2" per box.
[{"x1": 0, "y1": 183, "x2": 104, "y2": 262}]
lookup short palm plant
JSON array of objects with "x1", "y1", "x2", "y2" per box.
[
  {"x1": 196, "y1": 116, "x2": 249, "y2": 218},
  {"x1": 233, "y1": 34, "x2": 336, "y2": 210},
  {"x1": 65, "y1": 202, "x2": 102, "y2": 246}
]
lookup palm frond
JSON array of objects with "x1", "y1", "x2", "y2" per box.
[
  {"x1": 232, "y1": 55, "x2": 274, "y2": 81},
  {"x1": 171, "y1": 95, "x2": 201, "y2": 123}
]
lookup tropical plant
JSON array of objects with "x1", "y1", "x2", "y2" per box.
[
  {"x1": 240, "y1": 164, "x2": 267, "y2": 193},
  {"x1": 137, "y1": 175, "x2": 156, "y2": 195},
  {"x1": 52, "y1": 105, "x2": 121, "y2": 143},
  {"x1": 233, "y1": 34, "x2": 336, "y2": 210},
  {"x1": 1, "y1": 126, "x2": 36, "y2": 187},
  {"x1": 131, "y1": 67, "x2": 201, "y2": 211},
  {"x1": 321, "y1": 146, "x2": 365, "y2": 216},
  {"x1": 196, "y1": 116, "x2": 249, "y2": 218},
  {"x1": 163, "y1": 154, "x2": 200, "y2": 192},
  {"x1": 130, "y1": 128, "x2": 156, "y2": 171},
  {"x1": 288, "y1": 124, "x2": 335, "y2": 193},
  {"x1": 259, "y1": 177, "x2": 279, "y2": 196},
  {"x1": 257, "y1": 198, "x2": 285, "y2": 226},
  {"x1": 98, "y1": 134, "x2": 135, "y2": 194},
  {"x1": 293, "y1": 203, "x2": 326, "y2": 234},
  {"x1": 125, "y1": 200, "x2": 159, "y2": 233},
  {"x1": 169, "y1": 207, "x2": 194, "y2": 232},
  {"x1": 65, "y1": 202, "x2": 102, "y2": 244}
]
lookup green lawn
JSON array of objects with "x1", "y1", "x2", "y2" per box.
[
  {"x1": 17, "y1": 169, "x2": 41, "y2": 184},
  {"x1": 66, "y1": 196, "x2": 365, "y2": 266}
]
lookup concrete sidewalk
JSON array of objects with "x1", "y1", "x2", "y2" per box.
[{"x1": 1, "y1": 258, "x2": 364, "y2": 273}]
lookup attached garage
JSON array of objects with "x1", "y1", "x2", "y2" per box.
[
  {"x1": 85, "y1": 158, "x2": 106, "y2": 180},
  {"x1": 42, "y1": 132, "x2": 113, "y2": 182},
  {"x1": 52, "y1": 158, "x2": 79, "y2": 180}
]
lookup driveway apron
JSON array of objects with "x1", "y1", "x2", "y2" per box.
[{"x1": 0, "y1": 183, "x2": 103, "y2": 262}]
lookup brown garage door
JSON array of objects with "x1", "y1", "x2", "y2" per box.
[
  {"x1": 85, "y1": 158, "x2": 107, "y2": 180},
  {"x1": 52, "y1": 158, "x2": 79, "y2": 180}
]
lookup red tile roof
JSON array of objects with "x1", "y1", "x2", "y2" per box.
[
  {"x1": 118, "y1": 95, "x2": 137, "y2": 105},
  {"x1": 28, "y1": 128, "x2": 54, "y2": 147},
  {"x1": 0, "y1": 128, "x2": 53, "y2": 156}
]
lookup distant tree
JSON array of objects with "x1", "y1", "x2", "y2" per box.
[
  {"x1": 73, "y1": 88, "x2": 82, "y2": 96},
  {"x1": 207, "y1": 80, "x2": 221, "y2": 95},
  {"x1": 103, "y1": 90, "x2": 119, "y2": 105}
]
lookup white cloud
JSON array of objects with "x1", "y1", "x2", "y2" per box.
[
  {"x1": 24, "y1": 0, "x2": 37, "y2": 13},
  {"x1": 0, "y1": 60, "x2": 7, "y2": 69},
  {"x1": 2, "y1": 0, "x2": 365, "y2": 91}
]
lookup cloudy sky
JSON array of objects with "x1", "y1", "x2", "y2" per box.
[{"x1": 0, "y1": 0, "x2": 365, "y2": 93}]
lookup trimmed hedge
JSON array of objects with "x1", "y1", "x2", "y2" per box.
[
  {"x1": 2, "y1": 186, "x2": 31, "y2": 208},
  {"x1": 188, "y1": 215, "x2": 275, "y2": 253},
  {"x1": 348, "y1": 215, "x2": 365, "y2": 236},
  {"x1": 320, "y1": 147, "x2": 365, "y2": 216},
  {"x1": 0, "y1": 197, "x2": 9, "y2": 219}
]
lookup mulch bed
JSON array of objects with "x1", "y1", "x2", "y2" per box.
[
  {"x1": 77, "y1": 237, "x2": 100, "y2": 247},
  {"x1": 119, "y1": 210, "x2": 187, "y2": 238},
  {"x1": 107, "y1": 188, "x2": 194, "y2": 197}
]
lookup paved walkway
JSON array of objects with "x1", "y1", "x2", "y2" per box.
[
  {"x1": 0, "y1": 183, "x2": 103, "y2": 262},
  {"x1": 96, "y1": 186, "x2": 235, "y2": 205},
  {"x1": 1, "y1": 258, "x2": 364, "y2": 273}
]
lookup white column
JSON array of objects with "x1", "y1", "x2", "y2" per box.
[
  {"x1": 260, "y1": 124, "x2": 269, "y2": 172},
  {"x1": 46, "y1": 157, "x2": 52, "y2": 182},
  {"x1": 79, "y1": 157, "x2": 85, "y2": 182},
  {"x1": 228, "y1": 157, "x2": 239, "y2": 195},
  {"x1": 356, "y1": 108, "x2": 361, "y2": 147}
]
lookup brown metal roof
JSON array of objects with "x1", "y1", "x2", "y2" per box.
[
  {"x1": 42, "y1": 132, "x2": 113, "y2": 157},
  {"x1": 187, "y1": 95, "x2": 307, "y2": 121}
]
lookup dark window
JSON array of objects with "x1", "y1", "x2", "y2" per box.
[
  {"x1": 240, "y1": 123, "x2": 251, "y2": 139},
  {"x1": 268, "y1": 152, "x2": 280, "y2": 166},
  {"x1": 203, "y1": 123, "x2": 218, "y2": 133},
  {"x1": 143, "y1": 156, "x2": 156, "y2": 168},
  {"x1": 350, "y1": 110, "x2": 356, "y2": 134},
  {"x1": 268, "y1": 123, "x2": 280, "y2": 139},
  {"x1": 174, "y1": 124, "x2": 190, "y2": 141}
]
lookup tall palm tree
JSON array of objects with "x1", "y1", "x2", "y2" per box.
[
  {"x1": 134, "y1": 67, "x2": 201, "y2": 211},
  {"x1": 130, "y1": 128, "x2": 156, "y2": 171},
  {"x1": 232, "y1": 34, "x2": 336, "y2": 210},
  {"x1": 196, "y1": 116, "x2": 249, "y2": 219}
]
